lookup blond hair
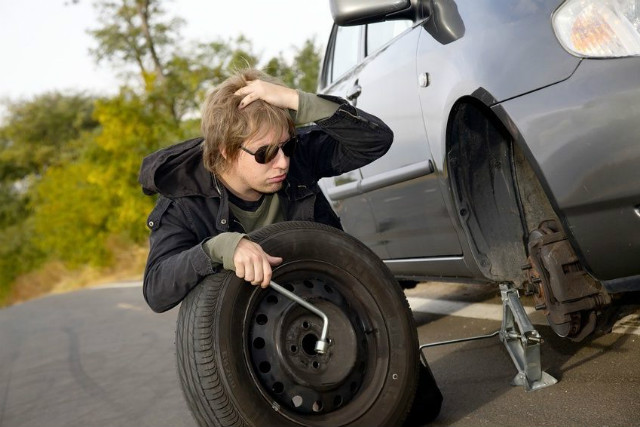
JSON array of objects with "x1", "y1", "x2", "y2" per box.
[{"x1": 201, "y1": 69, "x2": 295, "y2": 174}]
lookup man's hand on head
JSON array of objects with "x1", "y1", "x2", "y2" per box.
[
  {"x1": 233, "y1": 238, "x2": 283, "y2": 288},
  {"x1": 235, "y1": 80, "x2": 299, "y2": 111}
]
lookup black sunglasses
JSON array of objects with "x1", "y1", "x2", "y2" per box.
[{"x1": 240, "y1": 135, "x2": 298, "y2": 164}]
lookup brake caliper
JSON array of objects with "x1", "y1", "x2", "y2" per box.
[{"x1": 524, "y1": 220, "x2": 611, "y2": 341}]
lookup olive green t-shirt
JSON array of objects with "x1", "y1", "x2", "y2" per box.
[{"x1": 204, "y1": 195, "x2": 285, "y2": 270}]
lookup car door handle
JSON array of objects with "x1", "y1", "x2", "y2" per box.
[{"x1": 346, "y1": 84, "x2": 362, "y2": 101}]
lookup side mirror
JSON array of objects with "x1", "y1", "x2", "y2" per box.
[
  {"x1": 329, "y1": 0, "x2": 414, "y2": 25},
  {"x1": 423, "y1": 0, "x2": 465, "y2": 44}
]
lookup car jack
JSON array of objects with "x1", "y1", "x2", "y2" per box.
[{"x1": 419, "y1": 283, "x2": 557, "y2": 391}]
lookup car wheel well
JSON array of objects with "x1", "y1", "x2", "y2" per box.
[{"x1": 446, "y1": 98, "x2": 531, "y2": 284}]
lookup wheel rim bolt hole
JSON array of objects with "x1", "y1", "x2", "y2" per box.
[
  {"x1": 312, "y1": 361, "x2": 320, "y2": 369},
  {"x1": 256, "y1": 314, "x2": 268, "y2": 325},
  {"x1": 334, "y1": 395, "x2": 343, "y2": 407},
  {"x1": 290, "y1": 344, "x2": 298, "y2": 353},
  {"x1": 253, "y1": 337, "x2": 265, "y2": 349},
  {"x1": 259, "y1": 361, "x2": 271, "y2": 373},
  {"x1": 302, "y1": 321, "x2": 310, "y2": 329},
  {"x1": 304, "y1": 280, "x2": 314, "y2": 288},
  {"x1": 312, "y1": 400, "x2": 323, "y2": 412},
  {"x1": 266, "y1": 295, "x2": 278, "y2": 305},
  {"x1": 272, "y1": 382, "x2": 284, "y2": 394}
]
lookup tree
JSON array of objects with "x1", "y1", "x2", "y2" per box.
[
  {"x1": 89, "y1": 0, "x2": 183, "y2": 120},
  {"x1": 89, "y1": 89, "x2": 179, "y2": 241},
  {"x1": 28, "y1": 87, "x2": 181, "y2": 268},
  {"x1": 149, "y1": 35, "x2": 259, "y2": 122},
  {"x1": 0, "y1": 92, "x2": 98, "y2": 182},
  {"x1": 262, "y1": 38, "x2": 323, "y2": 92},
  {"x1": 89, "y1": 0, "x2": 181, "y2": 83},
  {"x1": 264, "y1": 56, "x2": 297, "y2": 88},
  {"x1": 31, "y1": 160, "x2": 111, "y2": 266},
  {"x1": 291, "y1": 38, "x2": 323, "y2": 93},
  {"x1": 0, "y1": 92, "x2": 97, "y2": 303},
  {"x1": 88, "y1": 0, "x2": 267, "y2": 122}
]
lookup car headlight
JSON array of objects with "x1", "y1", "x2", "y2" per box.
[{"x1": 553, "y1": 0, "x2": 640, "y2": 57}]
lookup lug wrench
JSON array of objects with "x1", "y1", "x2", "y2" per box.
[{"x1": 269, "y1": 280, "x2": 330, "y2": 354}]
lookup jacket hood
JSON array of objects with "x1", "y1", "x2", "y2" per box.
[{"x1": 138, "y1": 137, "x2": 219, "y2": 198}]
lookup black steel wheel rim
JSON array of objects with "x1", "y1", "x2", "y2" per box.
[{"x1": 244, "y1": 261, "x2": 390, "y2": 424}]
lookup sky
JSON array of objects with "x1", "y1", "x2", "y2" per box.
[{"x1": 0, "y1": 0, "x2": 334, "y2": 103}]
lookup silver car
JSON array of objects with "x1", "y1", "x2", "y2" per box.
[{"x1": 319, "y1": 0, "x2": 640, "y2": 342}]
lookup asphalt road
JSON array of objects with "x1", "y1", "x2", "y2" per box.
[{"x1": 1, "y1": 281, "x2": 639, "y2": 427}]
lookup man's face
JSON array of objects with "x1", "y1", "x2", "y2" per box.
[{"x1": 224, "y1": 127, "x2": 291, "y2": 201}]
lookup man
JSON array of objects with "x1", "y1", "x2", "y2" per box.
[
  {"x1": 138, "y1": 69, "x2": 393, "y2": 313},
  {"x1": 138, "y1": 69, "x2": 442, "y2": 423}
]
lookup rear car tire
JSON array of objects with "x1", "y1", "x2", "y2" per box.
[{"x1": 176, "y1": 221, "x2": 422, "y2": 426}]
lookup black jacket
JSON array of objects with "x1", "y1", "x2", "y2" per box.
[{"x1": 138, "y1": 97, "x2": 393, "y2": 312}]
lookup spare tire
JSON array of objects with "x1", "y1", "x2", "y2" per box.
[{"x1": 176, "y1": 221, "x2": 420, "y2": 426}]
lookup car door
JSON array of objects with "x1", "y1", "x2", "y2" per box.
[
  {"x1": 320, "y1": 21, "x2": 462, "y2": 259},
  {"x1": 318, "y1": 24, "x2": 389, "y2": 258},
  {"x1": 357, "y1": 20, "x2": 462, "y2": 258}
]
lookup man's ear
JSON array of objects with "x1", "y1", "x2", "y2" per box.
[{"x1": 220, "y1": 146, "x2": 227, "y2": 160}]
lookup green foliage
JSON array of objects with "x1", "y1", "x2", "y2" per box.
[
  {"x1": 28, "y1": 89, "x2": 179, "y2": 268},
  {"x1": 90, "y1": 0, "x2": 185, "y2": 122},
  {"x1": 89, "y1": 0, "x2": 182, "y2": 77},
  {"x1": 0, "y1": 219, "x2": 44, "y2": 304},
  {"x1": 264, "y1": 56, "x2": 297, "y2": 88},
  {"x1": 31, "y1": 161, "x2": 111, "y2": 267},
  {"x1": 262, "y1": 38, "x2": 323, "y2": 92},
  {"x1": 292, "y1": 38, "x2": 323, "y2": 92},
  {"x1": 149, "y1": 36, "x2": 260, "y2": 122},
  {"x1": 90, "y1": 90, "x2": 178, "y2": 241},
  {"x1": 0, "y1": 92, "x2": 99, "y2": 299},
  {"x1": 0, "y1": 92, "x2": 98, "y2": 181},
  {"x1": 0, "y1": 182, "x2": 28, "y2": 227}
]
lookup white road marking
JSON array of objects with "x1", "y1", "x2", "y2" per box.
[
  {"x1": 117, "y1": 302, "x2": 145, "y2": 311},
  {"x1": 91, "y1": 281, "x2": 142, "y2": 289},
  {"x1": 612, "y1": 314, "x2": 640, "y2": 336},
  {"x1": 408, "y1": 296, "x2": 640, "y2": 337},
  {"x1": 407, "y1": 296, "x2": 537, "y2": 322}
]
